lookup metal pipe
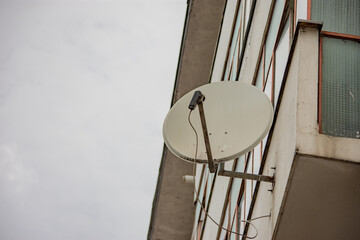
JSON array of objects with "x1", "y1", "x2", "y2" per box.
[{"x1": 197, "y1": 99, "x2": 216, "y2": 173}]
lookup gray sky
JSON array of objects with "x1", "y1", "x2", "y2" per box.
[{"x1": 0, "y1": 0, "x2": 186, "y2": 239}]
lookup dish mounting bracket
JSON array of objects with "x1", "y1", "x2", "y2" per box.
[
  {"x1": 189, "y1": 91, "x2": 216, "y2": 173},
  {"x1": 189, "y1": 90, "x2": 274, "y2": 182},
  {"x1": 217, "y1": 163, "x2": 274, "y2": 183}
]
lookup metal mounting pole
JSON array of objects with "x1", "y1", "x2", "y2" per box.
[
  {"x1": 197, "y1": 99, "x2": 216, "y2": 173},
  {"x1": 218, "y1": 163, "x2": 274, "y2": 183},
  {"x1": 188, "y1": 91, "x2": 215, "y2": 173}
]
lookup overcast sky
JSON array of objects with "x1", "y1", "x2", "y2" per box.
[{"x1": 0, "y1": 0, "x2": 186, "y2": 239}]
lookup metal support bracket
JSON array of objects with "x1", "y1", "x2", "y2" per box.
[
  {"x1": 218, "y1": 163, "x2": 274, "y2": 183},
  {"x1": 188, "y1": 90, "x2": 273, "y2": 179},
  {"x1": 197, "y1": 97, "x2": 216, "y2": 173},
  {"x1": 189, "y1": 91, "x2": 216, "y2": 173}
]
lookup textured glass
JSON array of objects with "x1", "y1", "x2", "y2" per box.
[
  {"x1": 321, "y1": 37, "x2": 360, "y2": 138},
  {"x1": 311, "y1": 0, "x2": 360, "y2": 36}
]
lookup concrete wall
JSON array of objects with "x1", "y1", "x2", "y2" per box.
[
  {"x1": 295, "y1": 32, "x2": 360, "y2": 162},
  {"x1": 148, "y1": 0, "x2": 227, "y2": 239},
  {"x1": 274, "y1": 154, "x2": 360, "y2": 240},
  {"x1": 245, "y1": 23, "x2": 302, "y2": 240}
]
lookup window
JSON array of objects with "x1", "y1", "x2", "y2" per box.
[
  {"x1": 311, "y1": 0, "x2": 360, "y2": 138},
  {"x1": 223, "y1": 0, "x2": 254, "y2": 81}
]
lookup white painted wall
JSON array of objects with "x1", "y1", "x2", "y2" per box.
[{"x1": 247, "y1": 25, "x2": 315, "y2": 240}]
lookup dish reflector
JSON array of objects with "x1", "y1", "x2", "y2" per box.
[{"x1": 163, "y1": 81, "x2": 273, "y2": 164}]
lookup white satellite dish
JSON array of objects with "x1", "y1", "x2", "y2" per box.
[{"x1": 163, "y1": 81, "x2": 273, "y2": 165}]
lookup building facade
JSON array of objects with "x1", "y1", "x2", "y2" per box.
[{"x1": 149, "y1": 0, "x2": 360, "y2": 240}]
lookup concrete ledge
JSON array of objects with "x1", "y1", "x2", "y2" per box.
[{"x1": 148, "y1": 1, "x2": 226, "y2": 239}]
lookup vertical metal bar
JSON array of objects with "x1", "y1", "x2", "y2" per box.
[
  {"x1": 262, "y1": 46, "x2": 265, "y2": 89},
  {"x1": 243, "y1": 181, "x2": 246, "y2": 231},
  {"x1": 197, "y1": 101, "x2": 215, "y2": 173},
  {"x1": 272, "y1": 52, "x2": 275, "y2": 104},
  {"x1": 228, "y1": 198, "x2": 231, "y2": 235},
  {"x1": 260, "y1": 141, "x2": 263, "y2": 162},
  {"x1": 197, "y1": 221, "x2": 202, "y2": 240},
  {"x1": 251, "y1": 150, "x2": 254, "y2": 198},
  {"x1": 319, "y1": 37, "x2": 323, "y2": 133},
  {"x1": 294, "y1": 0, "x2": 297, "y2": 34},
  {"x1": 236, "y1": 204, "x2": 240, "y2": 240}
]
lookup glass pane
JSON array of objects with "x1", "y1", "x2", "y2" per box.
[
  {"x1": 255, "y1": 52, "x2": 264, "y2": 89},
  {"x1": 230, "y1": 178, "x2": 241, "y2": 221},
  {"x1": 227, "y1": 182, "x2": 239, "y2": 238},
  {"x1": 224, "y1": 1, "x2": 244, "y2": 81},
  {"x1": 238, "y1": 195, "x2": 245, "y2": 235},
  {"x1": 221, "y1": 156, "x2": 245, "y2": 239},
  {"x1": 321, "y1": 37, "x2": 360, "y2": 138},
  {"x1": 244, "y1": 180, "x2": 252, "y2": 219},
  {"x1": 224, "y1": 57, "x2": 231, "y2": 81},
  {"x1": 264, "y1": 61, "x2": 273, "y2": 101},
  {"x1": 253, "y1": 143, "x2": 261, "y2": 175},
  {"x1": 264, "y1": 0, "x2": 285, "y2": 71},
  {"x1": 194, "y1": 169, "x2": 207, "y2": 226},
  {"x1": 262, "y1": 135, "x2": 268, "y2": 155},
  {"x1": 311, "y1": 0, "x2": 360, "y2": 36},
  {"x1": 235, "y1": 154, "x2": 246, "y2": 173},
  {"x1": 205, "y1": 172, "x2": 213, "y2": 208},
  {"x1": 274, "y1": 17, "x2": 290, "y2": 107}
]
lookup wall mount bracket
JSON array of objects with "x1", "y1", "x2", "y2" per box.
[
  {"x1": 188, "y1": 90, "x2": 274, "y2": 183},
  {"x1": 217, "y1": 163, "x2": 274, "y2": 183},
  {"x1": 189, "y1": 90, "x2": 216, "y2": 173}
]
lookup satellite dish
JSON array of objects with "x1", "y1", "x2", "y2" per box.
[{"x1": 163, "y1": 81, "x2": 273, "y2": 164}]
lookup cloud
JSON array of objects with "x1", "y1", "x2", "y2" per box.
[{"x1": 0, "y1": 1, "x2": 186, "y2": 239}]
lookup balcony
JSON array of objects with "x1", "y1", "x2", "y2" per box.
[{"x1": 246, "y1": 21, "x2": 360, "y2": 240}]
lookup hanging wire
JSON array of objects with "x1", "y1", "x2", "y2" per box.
[{"x1": 188, "y1": 110, "x2": 271, "y2": 239}]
